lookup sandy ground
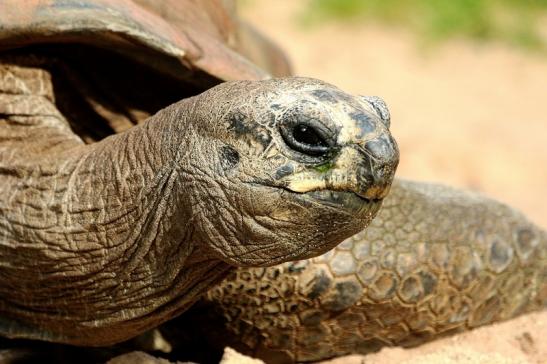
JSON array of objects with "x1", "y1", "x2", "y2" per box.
[
  {"x1": 318, "y1": 311, "x2": 547, "y2": 364},
  {"x1": 240, "y1": 2, "x2": 547, "y2": 363},
  {"x1": 214, "y1": 313, "x2": 547, "y2": 364}
]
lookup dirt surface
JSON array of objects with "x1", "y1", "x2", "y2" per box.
[
  {"x1": 319, "y1": 311, "x2": 547, "y2": 364},
  {"x1": 240, "y1": 2, "x2": 547, "y2": 363}
]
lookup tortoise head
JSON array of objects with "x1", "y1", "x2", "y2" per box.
[{"x1": 188, "y1": 77, "x2": 399, "y2": 266}]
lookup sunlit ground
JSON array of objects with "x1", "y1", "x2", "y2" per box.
[{"x1": 241, "y1": 0, "x2": 547, "y2": 227}]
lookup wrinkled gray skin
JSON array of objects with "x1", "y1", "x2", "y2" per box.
[{"x1": 0, "y1": 59, "x2": 398, "y2": 346}]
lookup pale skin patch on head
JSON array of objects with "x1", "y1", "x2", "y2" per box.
[
  {"x1": 329, "y1": 99, "x2": 384, "y2": 145},
  {"x1": 269, "y1": 92, "x2": 300, "y2": 120},
  {"x1": 281, "y1": 148, "x2": 362, "y2": 193},
  {"x1": 333, "y1": 146, "x2": 359, "y2": 169},
  {"x1": 355, "y1": 97, "x2": 379, "y2": 116},
  {"x1": 262, "y1": 143, "x2": 281, "y2": 160},
  {"x1": 268, "y1": 206, "x2": 299, "y2": 222},
  {"x1": 336, "y1": 117, "x2": 362, "y2": 145},
  {"x1": 283, "y1": 171, "x2": 327, "y2": 193}
]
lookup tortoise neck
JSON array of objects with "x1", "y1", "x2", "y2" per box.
[
  {"x1": 70, "y1": 96, "x2": 216, "y2": 273},
  {"x1": 0, "y1": 96, "x2": 234, "y2": 343}
]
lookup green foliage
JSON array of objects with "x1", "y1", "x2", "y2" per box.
[
  {"x1": 314, "y1": 160, "x2": 334, "y2": 173},
  {"x1": 303, "y1": 0, "x2": 547, "y2": 51}
]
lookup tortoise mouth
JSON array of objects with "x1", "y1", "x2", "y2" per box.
[
  {"x1": 299, "y1": 189, "x2": 383, "y2": 216},
  {"x1": 248, "y1": 180, "x2": 382, "y2": 213},
  {"x1": 305, "y1": 189, "x2": 377, "y2": 208},
  {"x1": 253, "y1": 182, "x2": 382, "y2": 214}
]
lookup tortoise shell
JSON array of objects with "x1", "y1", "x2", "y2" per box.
[{"x1": 0, "y1": 0, "x2": 291, "y2": 82}]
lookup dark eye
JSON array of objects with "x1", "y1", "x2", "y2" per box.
[
  {"x1": 292, "y1": 124, "x2": 327, "y2": 147},
  {"x1": 281, "y1": 121, "x2": 331, "y2": 157}
]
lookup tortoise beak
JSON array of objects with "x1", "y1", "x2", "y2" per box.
[
  {"x1": 351, "y1": 134, "x2": 400, "y2": 200},
  {"x1": 316, "y1": 134, "x2": 399, "y2": 201}
]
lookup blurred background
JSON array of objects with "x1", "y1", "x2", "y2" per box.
[{"x1": 240, "y1": 0, "x2": 547, "y2": 227}]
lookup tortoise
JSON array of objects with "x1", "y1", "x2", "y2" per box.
[
  {"x1": 0, "y1": 0, "x2": 398, "y2": 351},
  {"x1": 0, "y1": 1, "x2": 544, "y2": 363}
]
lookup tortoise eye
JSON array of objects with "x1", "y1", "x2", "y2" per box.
[
  {"x1": 292, "y1": 124, "x2": 327, "y2": 148},
  {"x1": 280, "y1": 121, "x2": 331, "y2": 157}
]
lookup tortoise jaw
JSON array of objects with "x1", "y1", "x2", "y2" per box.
[
  {"x1": 247, "y1": 180, "x2": 382, "y2": 213},
  {"x1": 277, "y1": 171, "x2": 388, "y2": 210},
  {"x1": 271, "y1": 181, "x2": 384, "y2": 213},
  {"x1": 306, "y1": 189, "x2": 378, "y2": 202},
  {"x1": 304, "y1": 189, "x2": 378, "y2": 211}
]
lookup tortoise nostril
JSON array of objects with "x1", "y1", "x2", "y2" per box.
[
  {"x1": 364, "y1": 135, "x2": 399, "y2": 165},
  {"x1": 356, "y1": 135, "x2": 399, "y2": 195}
]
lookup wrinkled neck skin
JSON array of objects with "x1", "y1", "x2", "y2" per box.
[{"x1": 0, "y1": 98, "x2": 231, "y2": 345}]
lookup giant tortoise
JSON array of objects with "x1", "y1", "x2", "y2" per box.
[{"x1": 0, "y1": 1, "x2": 545, "y2": 363}]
